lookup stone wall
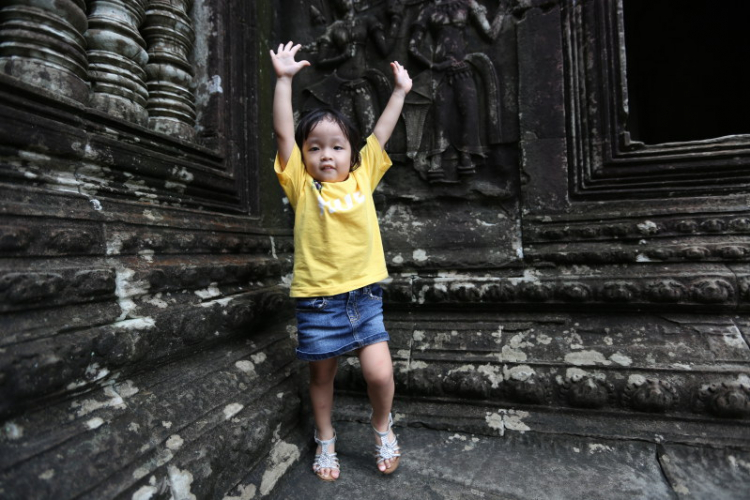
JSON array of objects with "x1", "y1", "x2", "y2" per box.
[
  {"x1": 2, "y1": 0, "x2": 750, "y2": 498},
  {"x1": 0, "y1": 1, "x2": 304, "y2": 498},
  {"x1": 274, "y1": 0, "x2": 750, "y2": 445}
]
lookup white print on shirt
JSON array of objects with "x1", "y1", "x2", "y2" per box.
[{"x1": 314, "y1": 185, "x2": 367, "y2": 215}]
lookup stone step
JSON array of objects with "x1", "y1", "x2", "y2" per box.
[{"x1": 332, "y1": 394, "x2": 750, "y2": 450}]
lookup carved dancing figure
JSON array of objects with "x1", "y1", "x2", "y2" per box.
[
  {"x1": 303, "y1": 0, "x2": 404, "y2": 136},
  {"x1": 408, "y1": 0, "x2": 503, "y2": 182}
]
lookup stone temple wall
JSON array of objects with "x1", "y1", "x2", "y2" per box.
[
  {"x1": 0, "y1": 1, "x2": 304, "y2": 498},
  {"x1": 2, "y1": 0, "x2": 750, "y2": 498},
  {"x1": 277, "y1": 0, "x2": 750, "y2": 445}
]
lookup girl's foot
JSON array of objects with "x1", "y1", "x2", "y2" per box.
[
  {"x1": 372, "y1": 413, "x2": 401, "y2": 474},
  {"x1": 313, "y1": 430, "x2": 340, "y2": 481}
]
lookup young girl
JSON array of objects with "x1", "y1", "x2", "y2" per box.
[{"x1": 270, "y1": 41, "x2": 412, "y2": 481}]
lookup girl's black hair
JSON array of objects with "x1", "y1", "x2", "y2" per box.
[{"x1": 295, "y1": 107, "x2": 362, "y2": 170}]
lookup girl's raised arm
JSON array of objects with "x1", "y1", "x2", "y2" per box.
[
  {"x1": 373, "y1": 61, "x2": 412, "y2": 148},
  {"x1": 270, "y1": 42, "x2": 310, "y2": 168}
]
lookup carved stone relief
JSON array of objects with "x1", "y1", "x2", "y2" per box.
[
  {"x1": 0, "y1": 0, "x2": 279, "y2": 429},
  {"x1": 285, "y1": 0, "x2": 519, "y2": 271},
  {"x1": 559, "y1": 372, "x2": 614, "y2": 409},
  {"x1": 623, "y1": 377, "x2": 680, "y2": 413},
  {"x1": 406, "y1": 0, "x2": 504, "y2": 183},
  {"x1": 302, "y1": 0, "x2": 404, "y2": 136},
  {"x1": 298, "y1": 0, "x2": 510, "y2": 184},
  {"x1": 699, "y1": 381, "x2": 750, "y2": 418}
]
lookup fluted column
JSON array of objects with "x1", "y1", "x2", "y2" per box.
[
  {"x1": 0, "y1": 0, "x2": 88, "y2": 102},
  {"x1": 142, "y1": 0, "x2": 196, "y2": 140},
  {"x1": 85, "y1": 0, "x2": 149, "y2": 125}
]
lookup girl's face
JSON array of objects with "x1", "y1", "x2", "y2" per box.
[{"x1": 301, "y1": 118, "x2": 353, "y2": 183}]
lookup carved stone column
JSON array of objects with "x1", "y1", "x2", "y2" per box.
[
  {"x1": 0, "y1": 0, "x2": 89, "y2": 102},
  {"x1": 85, "y1": 0, "x2": 149, "y2": 125},
  {"x1": 142, "y1": 0, "x2": 196, "y2": 140}
]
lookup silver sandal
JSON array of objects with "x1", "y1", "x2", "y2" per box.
[
  {"x1": 373, "y1": 413, "x2": 401, "y2": 474},
  {"x1": 313, "y1": 430, "x2": 339, "y2": 482}
]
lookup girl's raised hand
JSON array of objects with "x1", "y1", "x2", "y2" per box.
[
  {"x1": 270, "y1": 41, "x2": 310, "y2": 79},
  {"x1": 390, "y1": 61, "x2": 412, "y2": 95}
]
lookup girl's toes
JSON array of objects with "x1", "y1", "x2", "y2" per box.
[{"x1": 331, "y1": 468, "x2": 340, "y2": 479}]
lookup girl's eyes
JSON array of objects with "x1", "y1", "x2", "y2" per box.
[{"x1": 307, "y1": 146, "x2": 346, "y2": 151}]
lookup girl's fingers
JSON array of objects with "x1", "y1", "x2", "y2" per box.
[{"x1": 391, "y1": 61, "x2": 409, "y2": 80}]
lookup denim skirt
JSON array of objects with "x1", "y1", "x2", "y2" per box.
[{"x1": 295, "y1": 284, "x2": 390, "y2": 361}]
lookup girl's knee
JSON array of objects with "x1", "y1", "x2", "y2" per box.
[{"x1": 364, "y1": 366, "x2": 394, "y2": 389}]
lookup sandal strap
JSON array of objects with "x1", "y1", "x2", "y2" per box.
[
  {"x1": 375, "y1": 437, "x2": 401, "y2": 463},
  {"x1": 371, "y1": 413, "x2": 394, "y2": 438},
  {"x1": 314, "y1": 429, "x2": 337, "y2": 448},
  {"x1": 313, "y1": 429, "x2": 339, "y2": 472},
  {"x1": 372, "y1": 413, "x2": 401, "y2": 463},
  {"x1": 313, "y1": 451, "x2": 340, "y2": 471}
]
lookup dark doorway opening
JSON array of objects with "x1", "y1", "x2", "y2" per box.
[{"x1": 623, "y1": 0, "x2": 750, "y2": 144}]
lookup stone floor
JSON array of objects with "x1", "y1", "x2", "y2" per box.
[{"x1": 268, "y1": 420, "x2": 750, "y2": 500}]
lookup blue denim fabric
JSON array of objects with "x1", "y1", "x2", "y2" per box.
[{"x1": 295, "y1": 284, "x2": 390, "y2": 361}]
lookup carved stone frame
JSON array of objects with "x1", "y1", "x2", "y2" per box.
[{"x1": 519, "y1": 0, "x2": 750, "y2": 267}]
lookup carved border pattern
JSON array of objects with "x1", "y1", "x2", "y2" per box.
[
  {"x1": 526, "y1": 243, "x2": 750, "y2": 266},
  {"x1": 385, "y1": 270, "x2": 750, "y2": 310},
  {"x1": 400, "y1": 365, "x2": 750, "y2": 419},
  {"x1": 527, "y1": 215, "x2": 750, "y2": 242},
  {"x1": 337, "y1": 353, "x2": 750, "y2": 419}
]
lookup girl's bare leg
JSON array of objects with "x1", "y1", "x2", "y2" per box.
[
  {"x1": 357, "y1": 342, "x2": 397, "y2": 472},
  {"x1": 309, "y1": 357, "x2": 339, "y2": 480}
]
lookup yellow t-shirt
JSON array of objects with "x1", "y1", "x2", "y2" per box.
[{"x1": 275, "y1": 134, "x2": 392, "y2": 297}]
